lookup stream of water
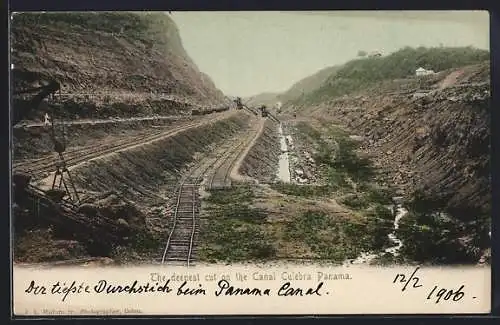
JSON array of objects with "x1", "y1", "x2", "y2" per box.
[
  {"x1": 277, "y1": 124, "x2": 409, "y2": 264},
  {"x1": 277, "y1": 123, "x2": 291, "y2": 183},
  {"x1": 346, "y1": 203, "x2": 408, "y2": 265}
]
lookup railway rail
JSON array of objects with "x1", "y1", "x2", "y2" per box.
[
  {"x1": 207, "y1": 141, "x2": 246, "y2": 190},
  {"x1": 13, "y1": 115, "x2": 234, "y2": 176},
  {"x1": 207, "y1": 119, "x2": 267, "y2": 190},
  {"x1": 160, "y1": 120, "x2": 262, "y2": 266}
]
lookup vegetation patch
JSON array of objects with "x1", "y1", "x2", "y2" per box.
[
  {"x1": 270, "y1": 182, "x2": 331, "y2": 198},
  {"x1": 110, "y1": 229, "x2": 162, "y2": 263},
  {"x1": 395, "y1": 191, "x2": 490, "y2": 265},
  {"x1": 295, "y1": 46, "x2": 489, "y2": 105},
  {"x1": 205, "y1": 185, "x2": 255, "y2": 205},
  {"x1": 284, "y1": 210, "x2": 393, "y2": 261},
  {"x1": 199, "y1": 186, "x2": 276, "y2": 262}
]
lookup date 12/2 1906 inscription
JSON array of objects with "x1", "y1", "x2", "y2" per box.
[{"x1": 392, "y1": 267, "x2": 472, "y2": 304}]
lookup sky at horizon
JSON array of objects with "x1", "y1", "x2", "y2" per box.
[{"x1": 170, "y1": 11, "x2": 490, "y2": 98}]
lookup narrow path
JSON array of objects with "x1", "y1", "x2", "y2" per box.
[{"x1": 277, "y1": 122, "x2": 291, "y2": 182}]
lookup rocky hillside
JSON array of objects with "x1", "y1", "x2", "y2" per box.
[
  {"x1": 11, "y1": 12, "x2": 226, "y2": 119},
  {"x1": 283, "y1": 46, "x2": 489, "y2": 109},
  {"x1": 244, "y1": 66, "x2": 340, "y2": 108},
  {"x1": 244, "y1": 92, "x2": 281, "y2": 108},
  {"x1": 271, "y1": 47, "x2": 491, "y2": 217},
  {"x1": 307, "y1": 61, "x2": 490, "y2": 221},
  {"x1": 279, "y1": 65, "x2": 341, "y2": 104}
]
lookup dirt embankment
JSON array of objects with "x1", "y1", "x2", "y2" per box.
[
  {"x1": 307, "y1": 62, "x2": 490, "y2": 218},
  {"x1": 13, "y1": 117, "x2": 193, "y2": 160},
  {"x1": 11, "y1": 12, "x2": 227, "y2": 121},
  {"x1": 71, "y1": 113, "x2": 250, "y2": 204},
  {"x1": 238, "y1": 120, "x2": 281, "y2": 183},
  {"x1": 14, "y1": 112, "x2": 252, "y2": 264}
]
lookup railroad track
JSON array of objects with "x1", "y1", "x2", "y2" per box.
[
  {"x1": 160, "y1": 179, "x2": 200, "y2": 265},
  {"x1": 159, "y1": 121, "x2": 261, "y2": 266},
  {"x1": 207, "y1": 120, "x2": 265, "y2": 190},
  {"x1": 207, "y1": 141, "x2": 246, "y2": 190},
  {"x1": 14, "y1": 130, "x2": 164, "y2": 171},
  {"x1": 13, "y1": 121, "x2": 203, "y2": 176},
  {"x1": 13, "y1": 111, "x2": 239, "y2": 176},
  {"x1": 158, "y1": 143, "x2": 243, "y2": 266}
]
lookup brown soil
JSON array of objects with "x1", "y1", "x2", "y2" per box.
[
  {"x1": 304, "y1": 62, "x2": 490, "y2": 217},
  {"x1": 13, "y1": 111, "x2": 258, "y2": 264},
  {"x1": 11, "y1": 12, "x2": 227, "y2": 122},
  {"x1": 13, "y1": 117, "x2": 196, "y2": 160}
]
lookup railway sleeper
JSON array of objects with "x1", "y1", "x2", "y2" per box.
[
  {"x1": 171, "y1": 229, "x2": 200, "y2": 236},
  {"x1": 171, "y1": 234, "x2": 200, "y2": 241},
  {"x1": 168, "y1": 248, "x2": 198, "y2": 254},
  {"x1": 169, "y1": 239, "x2": 193, "y2": 245},
  {"x1": 170, "y1": 219, "x2": 200, "y2": 224},
  {"x1": 163, "y1": 257, "x2": 195, "y2": 262},
  {"x1": 176, "y1": 209, "x2": 200, "y2": 213},
  {"x1": 177, "y1": 200, "x2": 199, "y2": 205},
  {"x1": 166, "y1": 249, "x2": 199, "y2": 256}
]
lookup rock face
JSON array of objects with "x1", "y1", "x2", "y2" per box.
[
  {"x1": 307, "y1": 62, "x2": 491, "y2": 219},
  {"x1": 11, "y1": 12, "x2": 226, "y2": 119}
]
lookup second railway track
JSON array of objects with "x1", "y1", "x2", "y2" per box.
[
  {"x1": 159, "y1": 120, "x2": 263, "y2": 266},
  {"x1": 13, "y1": 121, "x2": 206, "y2": 176}
]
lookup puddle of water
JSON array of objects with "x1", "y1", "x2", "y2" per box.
[{"x1": 277, "y1": 124, "x2": 291, "y2": 183}]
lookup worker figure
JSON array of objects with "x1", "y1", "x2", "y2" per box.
[{"x1": 44, "y1": 113, "x2": 51, "y2": 126}]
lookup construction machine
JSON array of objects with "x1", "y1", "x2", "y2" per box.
[
  {"x1": 259, "y1": 105, "x2": 280, "y2": 123},
  {"x1": 12, "y1": 78, "x2": 60, "y2": 126},
  {"x1": 12, "y1": 76, "x2": 80, "y2": 205},
  {"x1": 233, "y1": 97, "x2": 261, "y2": 116},
  {"x1": 260, "y1": 105, "x2": 268, "y2": 117}
]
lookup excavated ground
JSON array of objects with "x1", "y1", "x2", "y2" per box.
[
  {"x1": 13, "y1": 111, "x2": 261, "y2": 264},
  {"x1": 11, "y1": 12, "x2": 227, "y2": 113},
  {"x1": 13, "y1": 116, "x2": 198, "y2": 160},
  {"x1": 289, "y1": 62, "x2": 491, "y2": 265},
  {"x1": 308, "y1": 63, "x2": 490, "y2": 217}
]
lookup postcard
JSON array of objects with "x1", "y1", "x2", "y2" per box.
[{"x1": 10, "y1": 10, "x2": 491, "y2": 316}]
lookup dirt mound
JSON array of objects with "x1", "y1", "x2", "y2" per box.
[
  {"x1": 14, "y1": 228, "x2": 89, "y2": 263},
  {"x1": 11, "y1": 12, "x2": 226, "y2": 120},
  {"x1": 79, "y1": 192, "x2": 146, "y2": 230}
]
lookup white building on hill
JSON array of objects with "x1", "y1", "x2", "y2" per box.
[
  {"x1": 416, "y1": 67, "x2": 435, "y2": 76},
  {"x1": 368, "y1": 51, "x2": 382, "y2": 57}
]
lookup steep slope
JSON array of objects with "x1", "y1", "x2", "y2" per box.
[
  {"x1": 245, "y1": 66, "x2": 340, "y2": 108},
  {"x1": 281, "y1": 46, "x2": 489, "y2": 110},
  {"x1": 279, "y1": 65, "x2": 341, "y2": 104},
  {"x1": 244, "y1": 92, "x2": 281, "y2": 107},
  {"x1": 11, "y1": 12, "x2": 226, "y2": 120},
  {"x1": 275, "y1": 47, "x2": 491, "y2": 214},
  {"x1": 308, "y1": 61, "x2": 490, "y2": 219}
]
